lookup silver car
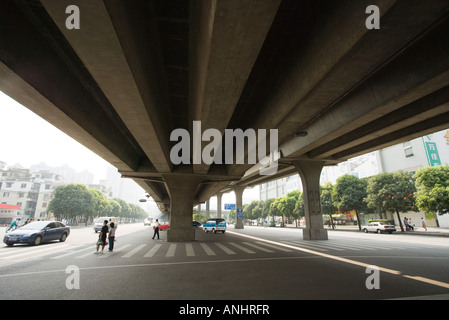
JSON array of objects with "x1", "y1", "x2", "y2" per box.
[{"x1": 362, "y1": 222, "x2": 396, "y2": 234}]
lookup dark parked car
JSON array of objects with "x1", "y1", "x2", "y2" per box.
[
  {"x1": 192, "y1": 221, "x2": 202, "y2": 227},
  {"x1": 3, "y1": 221, "x2": 70, "y2": 246}
]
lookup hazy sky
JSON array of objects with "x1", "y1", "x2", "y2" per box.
[
  {"x1": 0, "y1": 91, "x2": 111, "y2": 182},
  {"x1": 0, "y1": 91, "x2": 259, "y2": 205}
]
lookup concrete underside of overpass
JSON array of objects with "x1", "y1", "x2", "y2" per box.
[{"x1": 1, "y1": 0, "x2": 449, "y2": 241}]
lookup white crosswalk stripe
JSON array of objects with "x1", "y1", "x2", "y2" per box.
[
  {"x1": 215, "y1": 243, "x2": 236, "y2": 255},
  {"x1": 186, "y1": 243, "x2": 195, "y2": 256},
  {"x1": 281, "y1": 241, "x2": 329, "y2": 252},
  {"x1": 165, "y1": 244, "x2": 177, "y2": 257},
  {"x1": 228, "y1": 242, "x2": 255, "y2": 254},
  {"x1": 122, "y1": 244, "x2": 147, "y2": 258},
  {"x1": 51, "y1": 245, "x2": 91, "y2": 259},
  {"x1": 255, "y1": 241, "x2": 293, "y2": 252},
  {"x1": 200, "y1": 243, "x2": 216, "y2": 256},
  {"x1": 242, "y1": 242, "x2": 274, "y2": 253},
  {"x1": 98, "y1": 244, "x2": 131, "y2": 258},
  {"x1": 144, "y1": 243, "x2": 161, "y2": 257}
]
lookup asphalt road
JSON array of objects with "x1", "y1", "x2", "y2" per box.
[{"x1": 0, "y1": 224, "x2": 448, "y2": 301}]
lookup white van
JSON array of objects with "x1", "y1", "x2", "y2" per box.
[{"x1": 93, "y1": 217, "x2": 117, "y2": 233}]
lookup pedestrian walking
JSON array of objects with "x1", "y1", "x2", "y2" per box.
[
  {"x1": 95, "y1": 220, "x2": 109, "y2": 254},
  {"x1": 152, "y1": 219, "x2": 160, "y2": 240},
  {"x1": 108, "y1": 222, "x2": 116, "y2": 252},
  {"x1": 421, "y1": 217, "x2": 427, "y2": 231}
]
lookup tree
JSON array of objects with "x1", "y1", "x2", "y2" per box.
[
  {"x1": 383, "y1": 171, "x2": 417, "y2": 231},
  {"x1": 252, "y1": 201, "x2": 263, "y2": 220},
  {"x1": 48, "y1": 184, "x2": 94, "y2": 221},
  {"x1": 107, "y1": 199, "x2": 122, "y2": 217},
  {"x1": 286, "y1": 190, "x2": 303, "y2": 226},
  {"x1": 244, "y1": 200, "x2": 263, "y2": 221},
  {"x1": 269, "y1": 198, "x2": 282, "y2": 218},
  {"x1": 365, "y1": 173, "x2": 391, "y2": 219},
  {"x1": 262, "y1": 198, "x2": 275, "y2": 221},
  {"x1": 293, "y1": 192, "x2": 304, "y2": 220},
  {"x1": 193, "y1": 213, "x2": 208, "y2": 223},
  {"x1": 89, "y1": 188, "x2": 110, "y2": 217},
  {"x1": 414, "y1": 165, "x2": 449, "y2": 215},
  {"x1": 321, "y1": 182, "x2": 336, "y2": 226},
  {"x1": 332, "y1": 174, "x2": 367, "y2": 230},
  {"x1": 128, "y1": 203, "x2": 147, "y2": 221},
  {"x1": 113, "y1": 198, "x2": 131, "y2": 222}
]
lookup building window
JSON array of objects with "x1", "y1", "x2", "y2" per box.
[
  {"x1": 21, "y1": 183, "x2": 27, "y2": 188},
  {"x1": 403, "y1": 141, "x2": 414, "y2": 158}
]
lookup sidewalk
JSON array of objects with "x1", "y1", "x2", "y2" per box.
[
  {"x1": 323, "y1": 225, "x2": 449, "y2": 237},
  {"x1": 278, "y1": 222, "x2": 449, "y2": 237}
]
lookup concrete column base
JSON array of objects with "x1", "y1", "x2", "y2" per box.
[
  {"x1": 302, "y1": 227, "x2": 328, "y2": 240},
  {"x1": 216, "y1": 192, "x2": 223, "y2": 219},
  {"x1": 163, "y1": 175, "x2": 203, "y2": 242},
  {"x1": 233, "y1": 186, "x2": 245, "y2": 229},
  {"x1": 234, "y1": 221, "x2": 244, "y2": 229},
  {"x1": 167, "y1": 228, "x2": 195, "y2": 242},
  {"x1": 292, "y1": 160, "x2": 328, "y2": 241}
]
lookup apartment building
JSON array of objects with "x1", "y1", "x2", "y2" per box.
[{"x1": 0, "y1": 167, "x2": 63, "y2": 220}]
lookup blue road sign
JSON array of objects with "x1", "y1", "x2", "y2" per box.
[{"x1": 224, "y1": 203, "x2": 236, "y2": 210}]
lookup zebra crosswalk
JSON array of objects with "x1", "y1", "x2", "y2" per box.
[
  {"x1": 49, "y1": 240, "x2": 290, "y2": 260},
  {"x1": 45, "y1": 238, "x2": 440, "y2": 261}
]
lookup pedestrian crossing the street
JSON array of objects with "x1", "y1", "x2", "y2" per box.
[{"x1": 42, "y1": 237, "x2": 441, "y2": 261}]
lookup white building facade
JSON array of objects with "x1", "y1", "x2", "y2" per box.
[{"x1": 259, "y1": 128, "x2": 449, "y2": 227}]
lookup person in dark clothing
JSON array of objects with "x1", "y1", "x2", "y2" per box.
[{"x1": 95, "y1": 220, "x2": 109, "y2": 254}]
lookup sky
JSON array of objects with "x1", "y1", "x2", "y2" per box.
[
  {"x1": 0, "y1": 91, "x2": 110, "y2": 183},
  {"x1": 0, "y1": 90, "x2": 259, "y2": 207}
]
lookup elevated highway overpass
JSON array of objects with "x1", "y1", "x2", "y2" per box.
[{"x1": 1, "y1": 0, "x2": 449, "y2": 241}]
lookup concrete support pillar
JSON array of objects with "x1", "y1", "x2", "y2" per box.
[
  {"x1": 205, "y1": 199, "x2": 210, "y2": 217},
  {"x1": 233, "y1": 186, "x2": 245, "y2": 229},
  {"x1": 163, "y1": 175, "x2": 203, "y2": 242},
  {"x1": 292, "y1": 160, "x2": 328, "y2": 240},
  {"x1": 216, "y1": 192, "x2": 223, "y2": 218}
]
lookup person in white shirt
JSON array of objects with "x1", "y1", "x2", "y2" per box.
[
  {"x1": 108, "y1": 222, "x2": 116, "y2": 251},
  {"x1": 421, "y1": 217, "x2": 427, "y2": 231},
  {"x1": 152, "y1": 219, "x2": 160, "y2": 240}
]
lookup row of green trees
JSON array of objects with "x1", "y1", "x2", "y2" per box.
[
  {"x1": 47, "y1": 184, "x2": 147, "y2": 223},
  {"x1": 234, "y1": 165, "x2": 449, "y2": 229},
  {"x1": 227, "y1": 189, "x2": 304, "y2": 225}
]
